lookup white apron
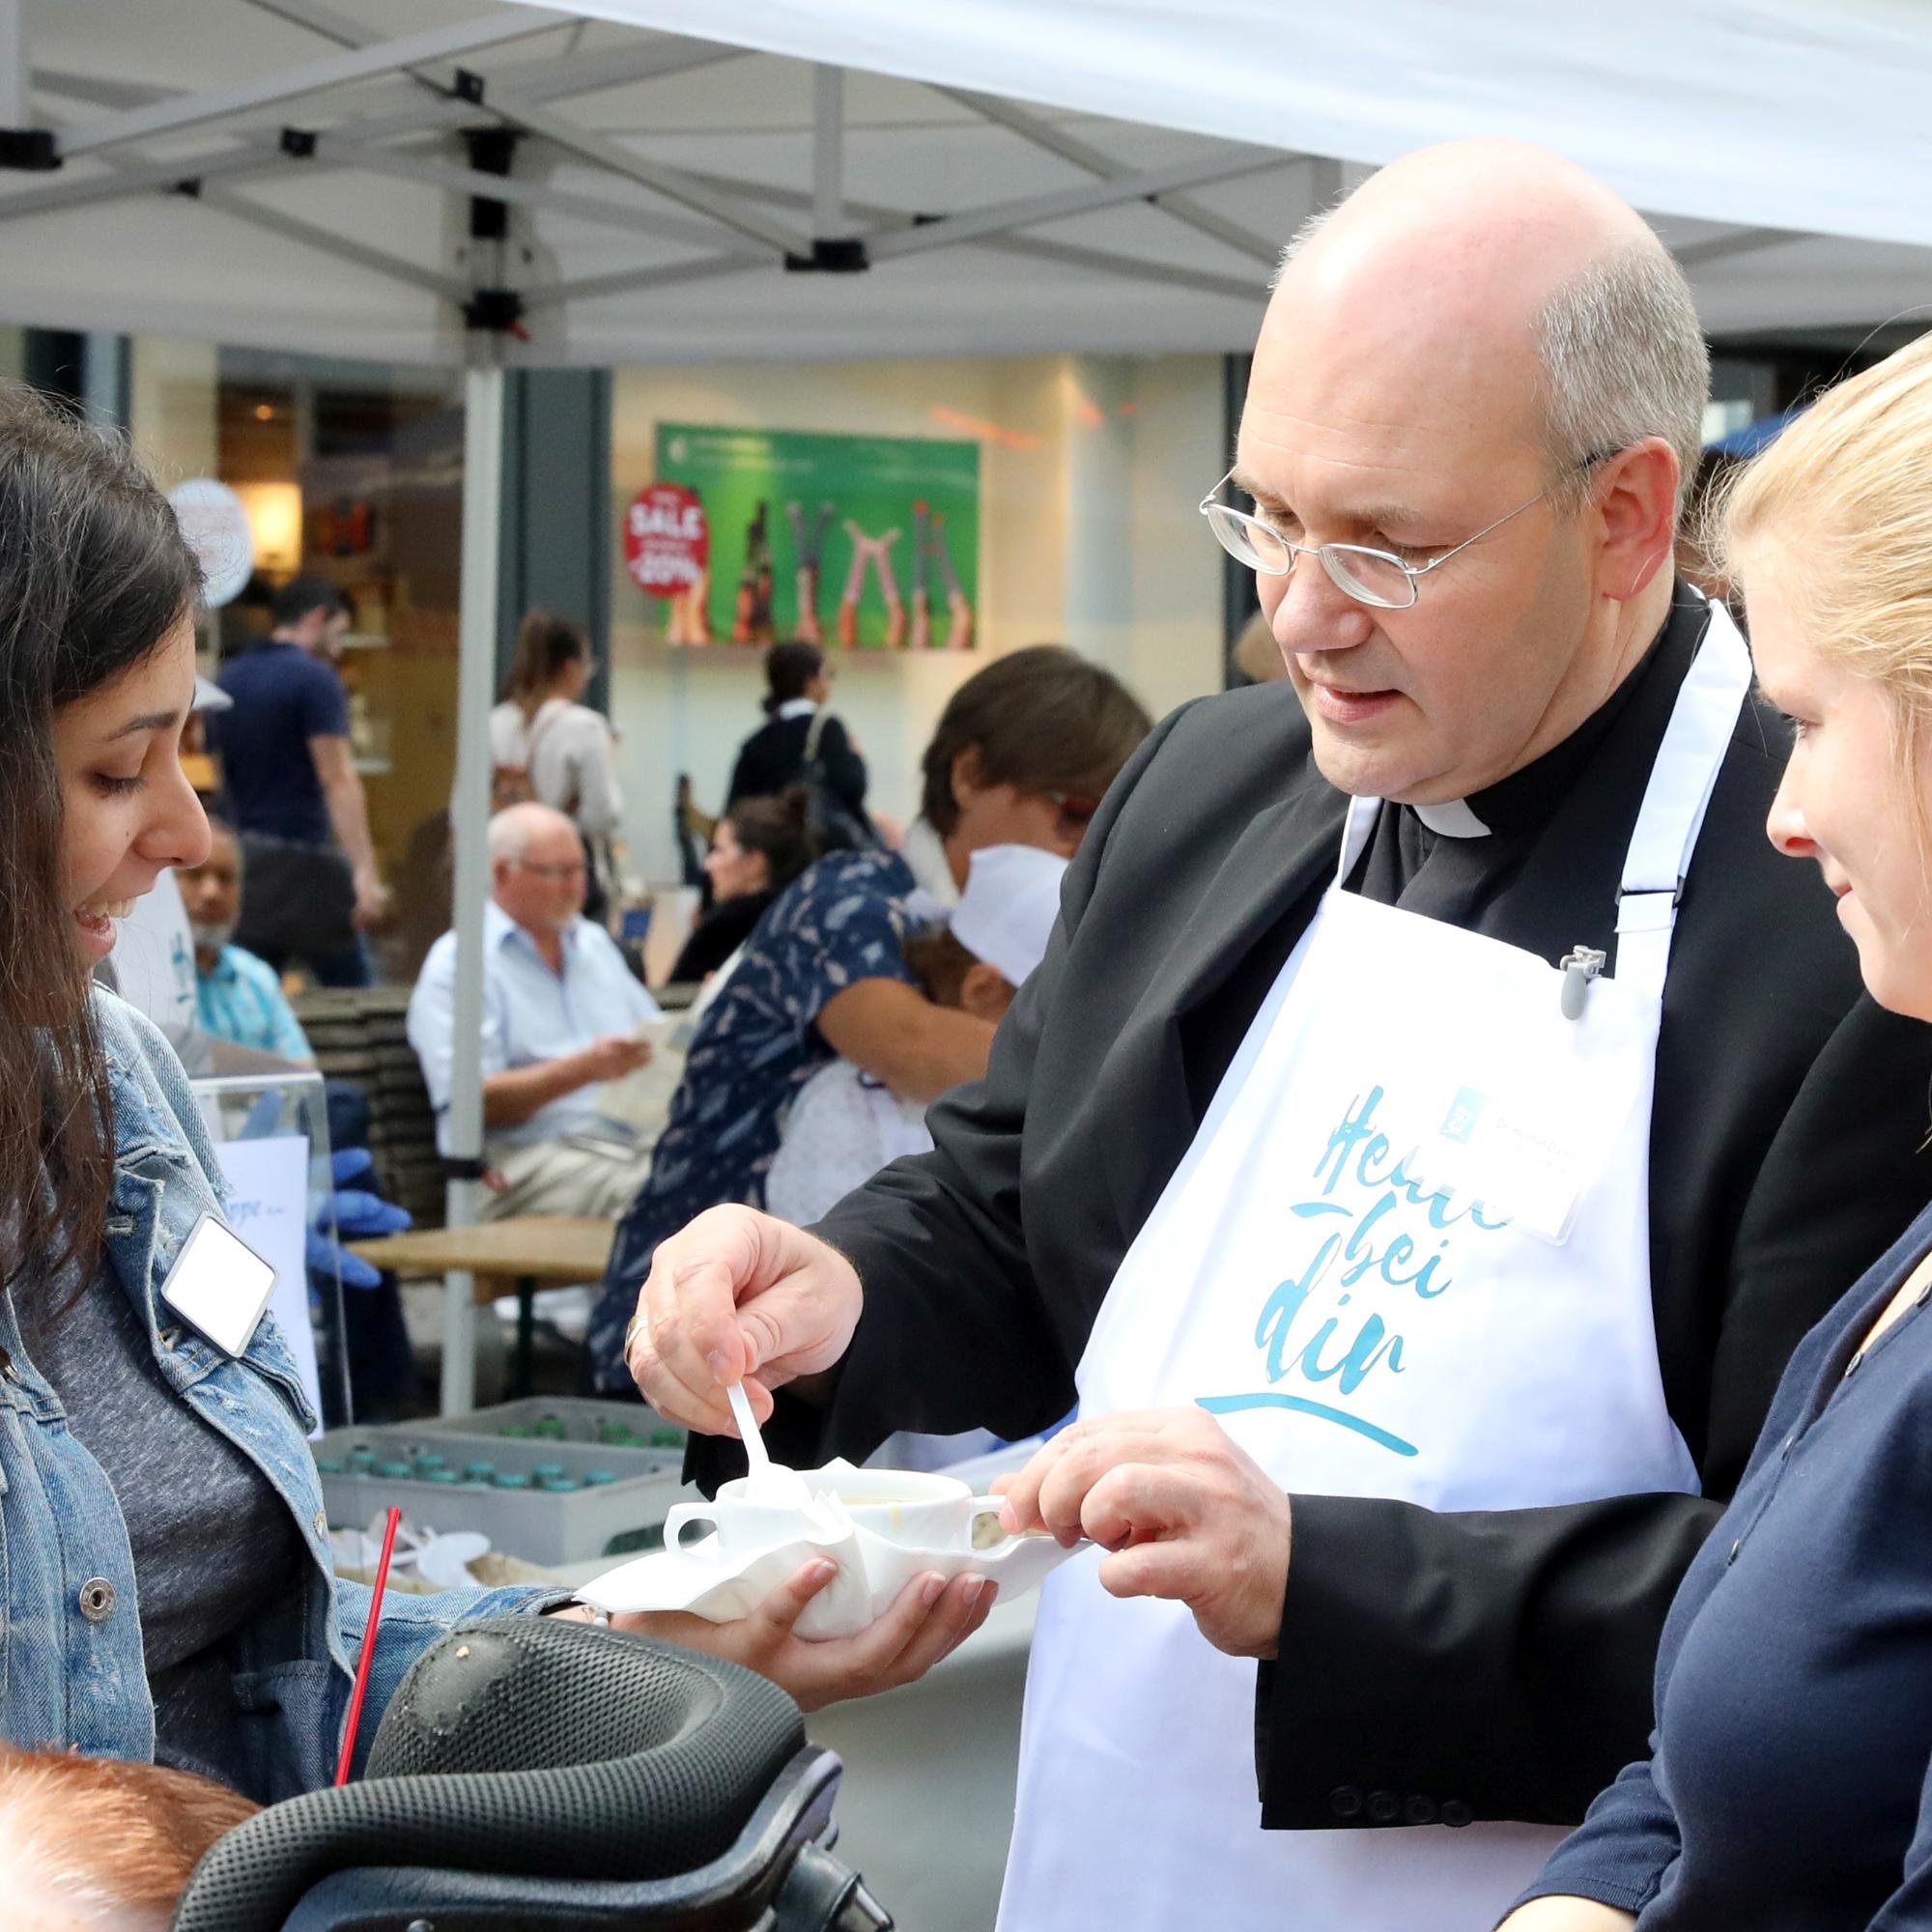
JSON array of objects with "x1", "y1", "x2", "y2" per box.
[{"x1": 996, "y1": 606, "x2": 1752, "y2": 1932}]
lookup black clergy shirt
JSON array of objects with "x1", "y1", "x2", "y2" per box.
[{"x1": 693, "y1": 582, "x2": 1932, "y2": 1833}]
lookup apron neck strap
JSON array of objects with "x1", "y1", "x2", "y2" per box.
[
  {"x1": 1329, "y1": 600, "x2": 1752, "y2": 998},
  {"x1": 1611, "y1": 598, "x2": 1753, "y2": 997}
]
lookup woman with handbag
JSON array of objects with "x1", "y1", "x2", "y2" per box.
[
  {"x1": 725, "y1": 640, "x2": 870, "y2": 840},
  {"x1": 489, "y1": 611, "x2": 624, "y2": 920}
]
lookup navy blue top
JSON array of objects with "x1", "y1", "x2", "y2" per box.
[
  {"x1": 1520, "y1": 1197, "x2": 1932, "y2": 1929},
  {"x1": 211, "y1": 639, "x2": 350, "y2": 845}
]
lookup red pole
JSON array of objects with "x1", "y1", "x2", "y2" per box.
[{"x1": 333, "y1": 1505, "x2": 403, "y2": 1786}]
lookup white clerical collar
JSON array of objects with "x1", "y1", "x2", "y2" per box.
[
  {"x1": 777, "y1": 697, "x2": 818, "y2": 722},
  {"x1": 1412, "y1": 798, "x2": 1491, "y2": 838}
]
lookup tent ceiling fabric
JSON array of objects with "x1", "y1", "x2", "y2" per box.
[
  {"x1": 2, "y1": 0, "x2": 1928, "y2": 367},
  {"x1": 565, "y1": 0, "x2": 1932, "y2": 251}
]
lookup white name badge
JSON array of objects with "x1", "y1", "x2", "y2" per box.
[
  {"x1": 158, "y1": 1212, "x2": 278, "y2": 1356},
  {"x1": 1404, "y1": 1035, "x2": 1647, "y2": 1246}
]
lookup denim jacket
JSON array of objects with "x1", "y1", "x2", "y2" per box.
[{"x1": 0, "y1": 990, "x2": 561, "y2": 1801}]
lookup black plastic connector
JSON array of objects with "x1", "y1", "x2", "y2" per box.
[
  {"x1": 0, "y1": 128, "x2": 59, "y2": 171},
  {"x1": 783, "y1": 237, "x2": 870, "y2": 273},
  {"x1": 463, "y1": 287, "x2": 526, "y2": 334},
  {"x1": 463, "y1": 126, "x2": 519, "y2": 242}
]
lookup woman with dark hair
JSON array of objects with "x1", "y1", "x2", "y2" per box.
[
  {"x1": 0, "y1": 389, "x2": 986, "y2": 1800},
  {"x1": 589, "y1": 643, "x2": 1154, "y2": 1389},
  {"x1": 489, "y1": 610, "x2": 623, "y2": 915},
  {"x1": 724, "y1": 639, "x2": 868, "y2": 824},
  {"x1": 668, "y1": 786, "x2": 817, "y2": 983}
]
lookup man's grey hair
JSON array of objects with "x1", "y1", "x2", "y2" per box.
[
  {"x1": 487, "y1": 802, "x2": 576, "y2": 868},
  {"x1": 1272, "y1": 213, "x2": 1709, "y2": 524}
]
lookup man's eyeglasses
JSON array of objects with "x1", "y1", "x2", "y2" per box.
[
  {"x1": 517, "y1": 860, "x2": 587, "y2": 883},
  {"x1": 1198, "y1": 453, "x2": 1614, "y2": 611}
]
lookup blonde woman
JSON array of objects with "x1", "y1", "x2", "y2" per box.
[{"x1": 1503, "y1": 331, "x2": 1932, "y2": 1929}]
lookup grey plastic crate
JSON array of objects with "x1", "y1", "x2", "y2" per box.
[
  {"x1": 409, "y1": 1396, "x2": 687, "y2": 1458},
  {"x1": 314, "y1": 1425, "x2": 689, "y2": 1567}
]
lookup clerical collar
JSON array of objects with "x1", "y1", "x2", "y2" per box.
[
  {"x1": 1413, "y1": 798, "x2": 1490, "y2": 838},
  {"x1": 1407, "y1": 589, "x2": 1707, "y2": 841}
]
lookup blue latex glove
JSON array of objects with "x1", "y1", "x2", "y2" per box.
[{"x1": 308, "y1": 1146, "x2": 412, "y2": 1290}]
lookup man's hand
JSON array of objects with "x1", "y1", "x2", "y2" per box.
[
  {"x1": 994, "y1": 1407, "x2": 1292, "y2": 1660},
  {"x1": 351, "y1": 868, "x2": 390, "y2": 932},
  {"x1": 578, "y1": 1034, "x2": 651, "y2": 1084},
  {"x1": 627, "y1": 1207, "x2": 863, "y2": 1434},
  {"x1": 568, "y1": 1560, "x2": 995, "y2": 1713}
]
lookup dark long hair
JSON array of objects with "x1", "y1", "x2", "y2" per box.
[
  {"x1": 761, "y1": 639, "x2": 823, "y2": 719},
  {"x1": 724, "y1": 786, "x2": 817, "y2": 894},
  {"x1": 0, "y1": 387, "x2": 202, "y2": 1304},
  {"x1": 501, "y1": 610, "x2": 589, "y2": 721}
]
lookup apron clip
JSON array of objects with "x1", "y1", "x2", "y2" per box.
[{"x1": 1558, "y1": 945, "x2": 1606, "y2": 1021}]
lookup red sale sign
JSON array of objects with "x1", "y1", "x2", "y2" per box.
[{"x1": 623, "y1": 483, "x2": 709, "y2": 596}]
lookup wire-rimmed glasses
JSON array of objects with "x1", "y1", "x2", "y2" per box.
[{"x1": 1198, "y1": 465, "x2": 1596, "y2": 611}]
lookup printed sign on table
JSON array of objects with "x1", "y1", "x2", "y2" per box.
[{"x1": 213, "y1": 1133, "x2": 323, "y2": 1434}]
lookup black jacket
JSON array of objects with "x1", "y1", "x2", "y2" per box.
[
  {"x1": 668, "y1": 889, "x2": 776, "y2": 983},
  {"x1": 705, "y1": 601, "x2": 1932, "y2": 1834},
  {"x1": 725, "y1": 710, "x2": 867, "y2": 817}
]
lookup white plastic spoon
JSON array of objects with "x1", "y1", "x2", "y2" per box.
[{"x1": 726, "y1": 1378, "x2": 814, "y2": 1506}]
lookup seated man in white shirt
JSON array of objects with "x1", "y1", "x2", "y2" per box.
[{"x1": 408, "y1": 803, "x2": 662, "y2": 1222}]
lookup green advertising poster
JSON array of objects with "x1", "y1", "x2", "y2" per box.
[{"x1": 652, "y1": 421, "x2": 981, "y2": 651}]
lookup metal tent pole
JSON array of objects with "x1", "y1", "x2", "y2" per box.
[
  {"x1": 440, "y1": 357, "x2": 504, "y2": 1416},
  {"x1": 0, "y1": 0, "x2": 25, "y2": 129}
]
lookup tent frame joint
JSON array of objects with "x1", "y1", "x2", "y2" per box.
[
  {"x1": 279, "y1": 126, "x2": 317, "y2": 158},
  {"x1": 463, "y1": 123, "x2": 520, "y2": 241},
  {"x1": 786, "y1": 236, "x2": 869, "y2": 273},
  {"x1": 464, "y1": 286, "x2": 526, "y2": 334},
  {"x1": 0, "y1": 127, "x2": 59, "y2": 171},
  {"x1": 450, "y1": 66, "x2": 486, "y2": 106}
]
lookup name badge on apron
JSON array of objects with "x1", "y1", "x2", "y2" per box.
[{"x1": 1406, "y1": 1009, "x2": 1649, "y2": 1244}]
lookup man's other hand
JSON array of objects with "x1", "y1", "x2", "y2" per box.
[{"x1": 993, "y1": 1406, "x2": 1292, "y2": 1660}]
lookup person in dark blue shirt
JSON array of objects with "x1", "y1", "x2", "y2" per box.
[
  {"x1": 1504, "y1": 329, "x2": 1932, "y2": 1932},
  {"x1": 209, "y1": 576, "x2": 389, "y2": 986}
]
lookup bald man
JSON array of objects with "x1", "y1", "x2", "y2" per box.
[
  {"x1": 407, "y1": 805, "x2": 662, "y2": 1221},
  {"x1": 624, "y1": 145, "x2": 1931, "y2": 1929}
]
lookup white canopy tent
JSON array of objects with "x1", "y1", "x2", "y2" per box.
[
  {"x1": 7, "y1": 0, "x2": 1931, "y2": 366},
  {"x1": 4, "y1": 0, "x2": 1928, "y2": 1406}
]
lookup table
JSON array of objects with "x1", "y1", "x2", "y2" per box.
[{"x1": 350, "y1": 1214, "x2": 616, "y2": 1412}]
